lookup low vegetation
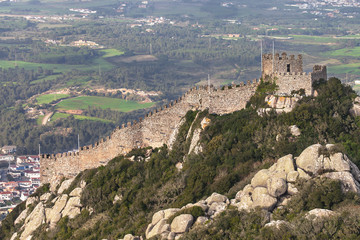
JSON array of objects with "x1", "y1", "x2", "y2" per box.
[
  {"x1": 56, "y1": 96, "x2": 155, "y2": 112},
  {"x1": 36, "y1": 93, "x2": 70, "y2": 105},
  {"x1": 0, "y1": 78, "x2": 356, "y2": 239}
]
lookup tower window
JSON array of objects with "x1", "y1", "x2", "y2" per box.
[{"x1": 287, "y1": 64, "x2": 291, "y2": 72}]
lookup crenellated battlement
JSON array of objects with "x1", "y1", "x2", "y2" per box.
[
  {"x1": 40, "y1": 80, "x2": 260, "y2": 183},
  {"x1": 275, "y1": 71, "x2": 311, "y2": 76},
  {"x1": 40, "y1": 53, "x2": 326, "y2": 184},
  {"x1": 263, "y1": 52, "x2": 302, "y2": 61},
  {"x1": 313, "y1": 65, "x2": 327, "y2": 72},
  {"x1": 262, "y1": 52, "x2": 326, "y2": 96}
]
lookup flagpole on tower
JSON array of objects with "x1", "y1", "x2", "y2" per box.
[
  {"x1": 260, "y1": 40, "x2": 263, "y2": 74},
  {"x1": 78, "y1": 134, "x2": 80, "y2": 152},
  {"x1": 272, "y1": 40, "x2": 275, "y2": 74}
]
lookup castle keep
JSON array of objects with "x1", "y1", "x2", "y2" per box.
[
  {"x1": 40, "y1": 53, "x2": 327, "y2": 184},
  {"x1": 262, "y1": 52, "x2": 327, "y2": 96}
]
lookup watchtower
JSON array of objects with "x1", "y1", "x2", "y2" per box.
[{"x1": 262, "y1": 52, "x2": 303, "y2": 79}]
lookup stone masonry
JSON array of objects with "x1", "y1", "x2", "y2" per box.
[
  {"x1": 41, "y1": 81, "x2": 258, "y2": 183},
  {"x1": 262, "y1": 53, "x2": 327, "y2": 96},
  {"x1": 41, "y1": 53, "x2": 328, "y2": 184}
]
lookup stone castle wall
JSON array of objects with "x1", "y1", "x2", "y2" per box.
[
  {"x1": 262, "y1": 53, "x2": 303, "y2": 77},
  {"x1": 274, "y1": 72, "x2": 313, "y2": 96},
  {"x1": 273, "y1": 65, "x2": 327, "y2": 96},
  {"x1": 41, "y1": 80, "x2": 259, "y2": 183}
]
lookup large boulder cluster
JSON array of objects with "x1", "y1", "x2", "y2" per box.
[
  {"x1": 11, "y1": 144, "x2": 360, "y2": 240},
  {"x1": 12, "y1": 178, "x2": 86, "y2": 240},
  {"x1": 144, "y1": 192, "x2": 229, "y2": 240},
  {"x1": 141, "y1": 144, "x2": 360, "y2": 239},
  {"x1": 231, "y1": 144, "x2": 360, "y2": 212}
]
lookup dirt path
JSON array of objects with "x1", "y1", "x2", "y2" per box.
[{"x1": 42, "y1": 112, "x2": 54, "y2": 125}]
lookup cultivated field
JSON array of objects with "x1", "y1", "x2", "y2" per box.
[
  {"x1": 323, "y1": 47, "x2": 360, "y2": 57},
  {"x1": 100, "y1": 49, "x2": 125, "y2": 58},
  {"x1": 0, "y1": 56, "x2": 115, "y2": 74},
  {"x1": 36, "y1": 93, "x2": 70, "y2": 105},
  {"x1": 328, "y1": 63, "x2": 360, "y2": 75},
  {"x1": 56, "y1": 96, "x2": 155, "y2": 112},
  {"x1": 50, "y1": 112, "x2": 112, "y2": 123}
]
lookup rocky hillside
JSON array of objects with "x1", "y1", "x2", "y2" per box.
[{"x1": 1, "y1": 78, "x2": 360, "y2": 240}]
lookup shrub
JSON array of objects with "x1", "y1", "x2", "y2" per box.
[{"x1": 167, "y1": 206, "x2": 205, "y2": 223}]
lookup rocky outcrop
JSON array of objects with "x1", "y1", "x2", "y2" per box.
[
  {"x1": 142, "y1": 146, "x2": 358, "y2": 239},
  {"x1": 47, "y1": 194, "x2": 68, "y2": 228},
  {"x1": 188, "y1": 117, "x2": 210, "y2": 155},
  {"x1": 120, "y1": 234, "x2": 141, "y2": 240},
  {"x1": 21, "y1": 202, "x2": 46, "y2": 240},
  {"x1": 350, "y1": 96, "x2": 360, "y2": 116},
  {"x1": 251, "y1": 187, "x2": 277, "y2": 211},
  {"x1": 14, "y1": 208, "x2": 28, "y2": 225},
  {"x1": 171, "y1": 214, "x2": 194, "y2": 233},
  {"x1": 322, "y1": 172, "x2": 360, "y2": 193},
  {"x1": 251, "y1": 169, "x2": 270, "y2": 188},
  {"x1": 305, "y1": 208, "x2": 335, "y2": 221},
  {"x1": 259, "y1": 95, "x2": 301, "y2": 114},
  {"x1": 188, "y1": 128, "x2": 202, "y2": 154},
  {"x1": 231, "y1": 144, "x2": 360, "y2": 212},
  {"x1": 264, "y1": 220, "x2": 288, "y2": 229},
  {"x1": 11, "y1": 178, "x2": 86, "y2": 240},
  {"x1": 62, "y1": 197, "x2": 82, "y2": 219},
  {"x1": 57, "y1": 178, "x2": 75, "y2": 194},
  {"x1": 145, "y1": 192, "x2": 228, "y2": 239},
  {"x1": 289, "y1": 125, "x2": 301, "y2": 136}
]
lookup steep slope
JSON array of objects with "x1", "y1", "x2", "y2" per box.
[{"x1": 1, "y1": 78, "x2": 360, "y2": 240}]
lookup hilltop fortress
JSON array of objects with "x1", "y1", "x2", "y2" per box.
[
  {"x1": 262, "y1": 52, "x2": 327, "y2": 96},
  {"x1": 40, "y1": 53, "x2": 327, "y2": 184}
]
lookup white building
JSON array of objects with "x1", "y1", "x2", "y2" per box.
[{"x1": 0, "y1": 192, "x2": 12, "y2": 201}]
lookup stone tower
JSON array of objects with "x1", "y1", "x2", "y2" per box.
[
  {"x1": 262, "y1": 52, "x2": 303, "y2": 79},
  {"x1": 261, "y1": 52, "x2": 327, "y2": 96}
]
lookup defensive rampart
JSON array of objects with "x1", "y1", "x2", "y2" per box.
[
  {"x1": 273, "y1": 65, "x2": 327, "y2": 96},
  {"x1": 262, "y1": 53, "x2": 303, "y2": 78},
  {"x1": 41, "y1": 80, "x2": 259, "y2": 183}
]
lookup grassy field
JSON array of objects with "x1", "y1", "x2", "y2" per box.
[
  {"x1": 37, "y1": 116, "x2": 44, "y2": 126},
  {"x1": 50, "y1": 112, "x2": 112, "y2": 123},
  {"x1": 36, "y1": 93, "x2": 70, "y2": 105},
  {"x1": 37, "y1": 23, "x2": 72, "y2": 29},
  {"x1": 56, "y1": 96, "x2": 155, "y2": 112},
  {"x1": 65, "y1": 76, "x2": 92, "y2": 87},
  {"x1": 30, "y1": 74, "x2": 61, "y2": 84},
  {"x1": 100, "y1": 49, "x2": 125, "y2": 58},
  {"x1": 323, "y1": 47, "x2": 360, "y2": 57},
  {"x1": 288, "y1": 35, "x2": 339, "y2": 43},
  {"x1": 0, "y1": 56, "x2": 114, "y2": 73},
  {"x1": 335, "y1": 34, "x2": 360, "y2": 39},
  {"x1": 328, "y1": 63, "x2": 360, "y2": 74}
]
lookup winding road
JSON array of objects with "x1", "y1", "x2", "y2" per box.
[{"x1": 42, "y1": 112, "x2": 54, "y2": 125}]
